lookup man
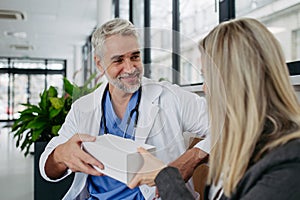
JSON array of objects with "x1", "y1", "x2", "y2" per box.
[{"x1": 40, "y1": 18, "x2": 209, "y2": 200}]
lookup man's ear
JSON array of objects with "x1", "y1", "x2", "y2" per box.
[{"x1": 94, "y1": 55, "x2": 104, "y2": 73}]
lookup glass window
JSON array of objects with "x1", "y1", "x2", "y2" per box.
[
  {"x1": 149, "y1": 0, "x2": 173, "y2": 82},
  {"x1": 12, "y1": 59, "x2": 46, "y2": 69},
  {"x1": 47, "y1": 74, "x2": 64, "y2": 96},
  {"x1": 13, "y1": 74, "x2": 29, "y2": 119},
  {"x1": 0, "y1": 74, "x2": 9, "y2": 120},
  {"x1": 0, "y1": 59, "x2": 8, "y2": 68},
  {"x1": 0, "y1": 58, "x2": 65, "y2": 121},
  {"x1": 132, "y1": 0, "x2": 144, "y2": 28},
  {"x1": 119, "y1": 0, "x2": 130, "y2": 20},
  {"x1": 293, "y1": 29, "x2": 300, "y2": 60},
  {"x1": 47, "y1": 61, "x2": 65, "y2": 70},
  {"x1": 180, "y1": 0, "x2": 218, "y2": 85},
  {"x1": 29, "y1": 75, "x2": 47, "y2": 105},
  {"x1": 113, "y1": 0, "x2": 220, "y2": 85},
  {"x1": 236, "y1": 0, "x2": 300, "y2": 62},
  {"x1": 146, "y1": 0, "x2": 218, "y2": 84}
]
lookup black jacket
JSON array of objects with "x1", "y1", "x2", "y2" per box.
[{"x1": 155, "y1": 139, "x2": 300, "y2": 200}]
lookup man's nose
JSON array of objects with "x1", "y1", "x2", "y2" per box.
[{"x1": 123, "y1": 58, "x2": 135, "y2": 72}]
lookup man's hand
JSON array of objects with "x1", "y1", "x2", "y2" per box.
[
  {"x1": 45, "y1": 134, "x2": 104, "y2": 179},
  {"x1": 168, "y1": 147, "x2": 208, "y2": 182}
]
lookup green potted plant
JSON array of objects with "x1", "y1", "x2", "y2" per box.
[
  {"x1": 11, "y1": 74, "x2": 101, "y2": 156},
  {"x1": 10, "y1": 74, "x2": 101, "y2": 200}
]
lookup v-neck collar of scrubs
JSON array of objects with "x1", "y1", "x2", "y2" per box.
[{"x1": 101, "y1": 88, "x2": 139, "y2": 139}]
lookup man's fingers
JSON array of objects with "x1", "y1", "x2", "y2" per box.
[
  {"x1": 68, "y1": 154, "x2": 103, "y2": 176},
  {"x1": 75, "y1": 160, "x2": 102, "y2": 176},
  {"x1": 65, "y1": 147, "x2": 104, "y2": 176},
  {"x1": 78, "y1": 150, "x2": 104, "y2": 170}
]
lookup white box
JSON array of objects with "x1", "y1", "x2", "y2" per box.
[{"x1": 82, "y1": 134, "x2": 156, "y2": 184}]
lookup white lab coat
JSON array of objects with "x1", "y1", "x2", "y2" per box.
[{"x1": 40, "y1": 77, "x2": 209, "y2": 200}]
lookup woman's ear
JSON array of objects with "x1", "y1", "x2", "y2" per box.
[{"x1": 94, "y1": 55, "x2": 104, "y2": 74}]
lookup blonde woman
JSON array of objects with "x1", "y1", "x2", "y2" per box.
[{"x1": 128, "y1": 18, "x2": 300, "y2": 200}]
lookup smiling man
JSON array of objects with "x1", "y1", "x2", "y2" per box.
[
  {"x1": 98, "y1": 34, "x2": 143, "y2": 94},
  {"x1": 39, "y1": 18, "x2": 210, "y2": 200}
]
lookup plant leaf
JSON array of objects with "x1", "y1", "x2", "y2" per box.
[
  {"x1": 25, "y1": 118, "x2": 48, "y2": 130},
  {"x1": 63, "y1": 78, "x2": 74, "y2": 96},
  {"x1": 51, "y1": 125, "x2": 61, "y2": 136},
  {"x1": 20, "y1": 135, "x2": 31, "y2": 150},
  {"x1": 48, "y1": 86, "x2": 58, "y2": 97},
  {"x1": 11, "y1": 114, "x2": 34, "y2": 131},
  {"x1": 49, "y1": 107, "x2": 62, "y2": 119},
  {"x1": 71, "y1": 85, "x2": 81, "y2": 101},
  {"x1": 21, "y1": 138, "x2": 33, "y2": 156},
  {"x1": 19, "y1": 106, "x2": 43, "y2": 115},
  {"x1": 82, "y1": 72, "x2": 97, "y2": 90},
  {"x1": 49, "y1": 97, "x2": 64, "y2": 110},
  {"x1": 39, "y1": 89, "x2": 48, "y2": 110},
  {"x1": 32, "y1": 128, "x2": 44, "y2": 142}
]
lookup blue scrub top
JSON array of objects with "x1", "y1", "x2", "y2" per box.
[{"x1": 87, "y1": 89, "x2": 144, "y2": 200}]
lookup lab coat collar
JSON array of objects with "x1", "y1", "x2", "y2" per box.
[
  {"x1": 91, "y1": 77, "x2": 162, "y2": 143},
  {"x1": 135, "y1": 78, "x2": 162, "y2": 144}
]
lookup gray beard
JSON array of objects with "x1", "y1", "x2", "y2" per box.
[{"x1": 105, "y1": 73, "x2": 142, "y2": 93}]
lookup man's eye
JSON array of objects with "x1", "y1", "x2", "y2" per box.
[
  {"x1": 113, "y1": 59, "x2": 123, "y2": 64},
  {"x1": 131, "y1": 55, "x2": 140, "y2": 61}
]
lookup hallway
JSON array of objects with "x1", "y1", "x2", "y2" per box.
[{"x1": 0, "y1": 124, "x2": 33, "y2": 200}]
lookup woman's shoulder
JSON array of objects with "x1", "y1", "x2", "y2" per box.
[
  {"x1": 261, "y1": 139, "x2": 300, "y2": 167},
  {"x1": 231, "y1": 139, "x2": 300, "y2": 200}
]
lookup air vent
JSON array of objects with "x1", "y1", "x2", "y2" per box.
[
  {"x1": 10, "y1": 44, "x2": 33, "y2": 51},
  {"x1": 0, "y1": 10, "x2": 25, "y2": 20}
]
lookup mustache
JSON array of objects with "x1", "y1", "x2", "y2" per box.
[{"x1": 118, "y1": 70, "x2": 140, "y2": 79}]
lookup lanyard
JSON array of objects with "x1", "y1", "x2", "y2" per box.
[{"x1": 101, "y1": 84, "x2": 141, "y2": 139}]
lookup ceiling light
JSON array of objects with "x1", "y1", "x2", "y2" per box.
[
  {"x1": 0, "y1": 10, "x2": 25, "y2": 20},
  {"x1": 10, "y1": 44, "x2": 33, "y2": 51},
  {"x1": 4, "y1": 31, "x2": 27, "y2": 39}
]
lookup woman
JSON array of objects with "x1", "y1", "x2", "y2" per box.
[{"x1": 128, "y1": 18, "x2": 300, "y2": 200}]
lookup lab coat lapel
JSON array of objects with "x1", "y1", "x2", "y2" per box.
[
  {"x1": 135, "y1": 79, "x2": 162, "y2": 144},
  {"x1": 85, "y1": 79, "x2": 108, "y2": 136}
]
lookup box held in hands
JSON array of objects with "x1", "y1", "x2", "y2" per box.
[{"x1": 82, "y1": 134, "x2": 156, "y2": 184}]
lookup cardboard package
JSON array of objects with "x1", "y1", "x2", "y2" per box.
[{"x1": 82, "y1": 134, "x2": 156, "y2": 184}]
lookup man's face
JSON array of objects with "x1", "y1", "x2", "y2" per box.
[{"x1": 100, "y1": 34, "x2": 143, "y2": 93}]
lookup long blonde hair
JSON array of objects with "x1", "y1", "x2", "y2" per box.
[{"x1": 199, "y1": 18, "x2": 300, "y2": 196}]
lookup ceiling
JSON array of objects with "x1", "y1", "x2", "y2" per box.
[{"x1": 0, "y1": 0, "x2": 98, "y2": 60}]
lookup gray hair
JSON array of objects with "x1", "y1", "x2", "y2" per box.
[{"x1": 92, "y1": 18, "x2": 139, "y2": 58}]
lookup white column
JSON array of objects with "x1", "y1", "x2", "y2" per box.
[
  {"x1": 73, "y1": 45, "x2": 84, "y2": 86},
  {"x1": 66, "y1": 57, "x2": 74, "y2": 81}
]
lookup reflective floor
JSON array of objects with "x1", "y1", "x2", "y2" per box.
[{"x1": 0, "y1": 124, "x2": 34, "y2": 200}]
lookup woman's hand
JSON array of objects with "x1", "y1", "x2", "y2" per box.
[{"x1": 127, "y1": 147, "x2": 167, "y2": 189}]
